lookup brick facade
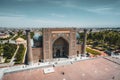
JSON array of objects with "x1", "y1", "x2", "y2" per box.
[{"x1": 42, "y1": 28, "x2": 82, "y2": 61}]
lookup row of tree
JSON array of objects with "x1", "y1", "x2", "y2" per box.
[
  {"x1": 87, "y1": 30, "x2": 120, "y2": 50},
  {"x1": 88, "y1": 30, "x2": 119, "y2": 44}
]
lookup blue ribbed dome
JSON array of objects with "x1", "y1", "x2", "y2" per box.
[
  {"x1": 33, "y1": 33, "x2": 42, "y2": 41},
  {"x1": 76, "y1": 32, "x2": 80, "y2": 39}
]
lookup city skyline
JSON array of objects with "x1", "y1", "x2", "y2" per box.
[{"x1": 0, "y1": 0, "x2": 120, "y2": 28}]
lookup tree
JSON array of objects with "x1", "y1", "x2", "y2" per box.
[
  {"x1": 87, "y1": 30, "x2": 120, "y2": 51},
  {"x1": 0, "y1": 44, "x2": 3, "y2": 55}
]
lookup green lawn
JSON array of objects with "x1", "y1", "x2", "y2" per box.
[{"x1": 86, "y1": 47, "x2": 101, "y2": 56}]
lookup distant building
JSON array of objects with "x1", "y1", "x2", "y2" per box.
[{"x1": 0, "y1": 33, "x2": 9, "y2": 39}]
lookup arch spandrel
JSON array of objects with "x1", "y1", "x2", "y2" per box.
[{"x1": 51, "y1": 33, "x2": 70, "y2": 44}]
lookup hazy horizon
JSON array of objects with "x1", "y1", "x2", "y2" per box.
[{"x1": 0, "y1": 0, "x2": 120, "y2": 28}]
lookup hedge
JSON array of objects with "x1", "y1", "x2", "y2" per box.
[
  {"x1": 86, "y1": 47, "x2": 101, "y2": 56},
  {"x1": 3, "y1": 43, "x2": 17, "y2": 63}
]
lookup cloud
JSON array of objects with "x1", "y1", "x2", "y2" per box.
[
  {"x1": 34, "y1": 19, "x2": 61, "y2": 24},
  {"x1": 83, "y1": 7, "x2": 113, "y2": 14},
  {"x1": 49, "y1": 0, "x2": 77, "y2": 8},
  {"x1": 0, "y1": 15, "x2": 119, "y2": 28},
  {"x1": 0, "y1": 15, "x2": 63, "y2": 27},
  {"x1": 49, "y1": 0, "x2": 120, "y2": 15},
  {"x1": 0, "y1": 0, "x2": 120, "y2": 28},
  {"x1": 15, "y1": 0, "x2": 38, "y2": 2},
  {"x1": 0, "y1": 12, "x2": 25, "y2": 17},
  {"x1": 50, "y1": 13, "x2": 65, "y2": 18},
  {"x1": 81, "y1": 7, "x2": 120, "y2": 15}
]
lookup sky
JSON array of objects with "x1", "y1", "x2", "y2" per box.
[{"x1": 0, "y1": 0, "x2": 120, "y2": 28}]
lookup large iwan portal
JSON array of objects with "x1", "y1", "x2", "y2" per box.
[{"x1": 53, "y1": 37, "x2": 69, "y2": 58}]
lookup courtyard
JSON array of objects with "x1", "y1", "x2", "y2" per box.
[{"x1": 2, "y1": 57, "x2": 120, "y2": 80}]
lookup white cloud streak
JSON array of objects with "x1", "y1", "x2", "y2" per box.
[
  {"x1": 49, "y1": 0, "x2": 120, "y2": 15},
  {"x1": 15, "y1": 0, "x2": 38, "y2": 2},
  {"x1": 50, "y1": 13, "x2": 65, "y2": 18},
  {"x1": 82, "y1": 7, "x2": 113, "y2": 14},
  {"x1": 0, "y1": 15, "x2": 63, "y2": 27}
]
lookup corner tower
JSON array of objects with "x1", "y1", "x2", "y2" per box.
[{"x1": 26, "y1": 30, "x2": 33, "y2": 65}]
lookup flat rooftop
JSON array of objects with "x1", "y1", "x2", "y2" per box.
[{"x1": 2, "y1": 57, "x2": 120, "y2": 80}]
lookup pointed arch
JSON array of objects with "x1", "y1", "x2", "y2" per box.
[{"x1": 52, "y1": 37, "x2": 69, "y2": 58}]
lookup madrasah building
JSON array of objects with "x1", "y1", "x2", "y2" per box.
[{"x1": 26, "y1": 28, "x2": 87, "y2": 65}]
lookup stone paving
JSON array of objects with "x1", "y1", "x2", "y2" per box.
[
  {"x1": 2, "y1": 57, "x2": 120, "y2": 80},
  {"x1": 0, "y1": 56, "x2": 89, "y2": 80},
  {"x1": 104, "y1": 56, "x2": 120, "y2": 65}
]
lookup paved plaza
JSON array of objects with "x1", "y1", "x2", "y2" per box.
[{"x1": 2, "y1": 57, "x2": 120, "y2": 80}]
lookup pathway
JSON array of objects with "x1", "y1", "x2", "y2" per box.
[
  {"x1": 9, "y1": 45, "x2": 19, "y2": 66},
  {"x1": 9, "y1": 34, "x2": 17, "y2": 40},
  {"x1": 22, "y1": 46, "x2": 27, "y2": 63}
]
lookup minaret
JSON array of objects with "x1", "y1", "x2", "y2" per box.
[
  {"x1": 82, "y1": 29, "x2": 87, "y2": 55},
  {"x1": 26, "y1": 30, "x2": 33, "y2": 65}
]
